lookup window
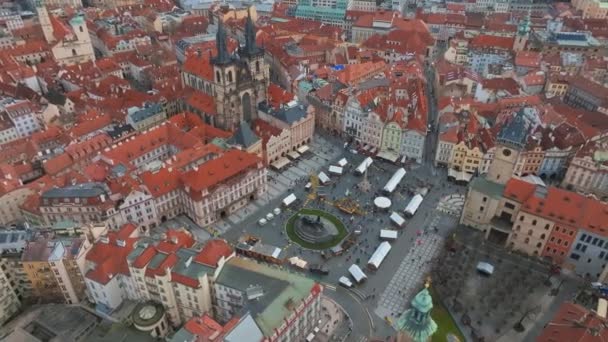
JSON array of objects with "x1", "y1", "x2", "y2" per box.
[
  {"x1": 72, "y1": 49, "x2": 77, "y2": 56},
  {"x1": 505, "y1": 202, "x2": 515, "y2": 209},
  {"x1": 600, "y1": 251, "x2": 605, "y2": 259},
  {"x1": 79, "y1": 26, "x2": 83, "y2": 32},
  {"x1": 593, "y1": 238, "x2": 600, "y2": 246},
  {"x1": 570, "y1": 253, "x2": 580, "y2": 260},
  {"x1": 520, "y1": 215, "x2": 524, "y2": 222},
  {"x1": 255, "y1": 61, "x2": 260, "y2": 73},
  {"x1": 532, "y1": 220, "x2": 537, "y2": 226},
  {"x1": 216, "y1": 71, "x2": 221, "y2": 82},
  {"x1": 545, "y1": 224, "x2": 550, "y2": 230},
  {"x1": 228, "y1": 71, "x2": 233, "y2": 83},
  {"x1": 479, "y1": 206, "x2": 484, "y2": 212}
]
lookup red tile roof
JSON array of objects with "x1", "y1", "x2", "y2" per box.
[
  {"x1": 515, "y1": 51, "x2": 542, "y2": 68},
  {"x1": 182, "y1": 315, "x2": 239, "y2": 340},
  {"x1": 194, "y1": 239, "x2": 233, "y2": 267},
  {"x1": 267, "y1": 84, "x2": 295, "y2": 110},
  {"x1": 537, "y1": 302, "x2": 608, "y2": 342},
  {"x1": 181, "y1": 149, "x2": 261, "y2": 193},
  {"x1": 187, "y1": 91, "x2": 217, "y2": 116},
  {"x1": 469, "y1": 34, "x2": 514, "y2": 50},
  {"x1": 503, "y1": 177, "x2": 537, "y2": 202},
  {"x1": 85, "y1": 223, "x2": 139, "y2": 284}
]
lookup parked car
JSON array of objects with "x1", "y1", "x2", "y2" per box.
[{"x1": 309, "y1": 264, "x2": 329, "y2": 275}]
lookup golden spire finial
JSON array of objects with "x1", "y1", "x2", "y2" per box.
[{"x1": 425, "y1": 276, "x2": 431, "y2": 288}]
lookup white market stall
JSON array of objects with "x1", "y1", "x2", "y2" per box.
[
  {"x1": 368, "y1": 242, "x2": 391, "y2": 270},
  {"x1": 318, "y1": 171, "x2": 330, "y2": 184},
  {"x1": 338, "y1": 158, "x2": 348, "y2": 167},
  {"x1": 374, "y1": 196, "x2": 392, "y2": 210},
  {"x1": 348, "y1": 264, "x2": 367, "y2": 283},
  {"x1": 297, "y1": 145, "x2": 310, "y2": 154},
  {"x1": 355, "y1": 157, "x2": 373, "y2": 175},
  {"x1": 404, "y1": 194, "x2": 423, "y2": 217},
  {"x1": 287, "y1": 151, "x2": 301, "y2": 160},
  {"x1": 380, "y1": 229, "x2": 398, "y2": 240},
  {"x1": 383, "y1": 168, "x2": 406, "y2": 194},
  {"x1": 282, "y1": 193, "x2": 297, "y2": 207},
  {"x1": 328, "y1": 165, "x2": 343, "y2": 175},
  {"x1": 390, "y1": 211, "x2": 405, "y2": 227},
  {"x1": 288, "y1": 257, "x2": 308, "y2": 269}
]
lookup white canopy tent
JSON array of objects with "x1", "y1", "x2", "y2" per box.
[
  {"x1": 338, "y1": 158, "x2": 348, "y2": 167},
  {"x1": 368, "y1": 242, "x2": 391, "y2": 270},
  {"x1": 271, "y1": 157, "x2": 290, "y2": 170},
  {"x1": 282, "y1": 193, "x2": 297, "y2": 207},
  {"x1": 287, "y1": 151, "x2": 301, "y2": 160},
  {"x1": 383, "y1": 168, "x2": 406, "y2": 194},
  {"x1": 328, "y1": 165, "x2": 343, "y2": 175},
  {"x1": 390, "y1": 211, "x2": 405, "y2": 227},
  {"x1": 297, "y1": 145, "x2": 310, "y2": 154},
  {"x1": 348, "y1": 264, "x2": 367, "y2": 283},
  {"x1": 377, "y1": 150, "x2": 399, "y2": 163},
  {"x1": 318, "y1": 172, "x2": 330, "y2": 184},
  {"x1": 380, "y1": 229, "x2": 398, "y2": 240},
  {"x1": 374, "y1": 197, "x2": 392, "y2": 209}
]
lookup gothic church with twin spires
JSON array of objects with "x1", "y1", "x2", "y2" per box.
[{"x1": 182, "y1": 9, "x2": 270, "y2": 132}]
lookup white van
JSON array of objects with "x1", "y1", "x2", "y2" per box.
[
  {"x1": 266, "y1": 213, "x2": 274, "y2": 221},
  {"x1": 258, "y1": 218, "x2": 267, "y2": 226},
  {"x1": 338, "y1": 276, "x2": 353, "y2": 288},
  {"x1": 273, "y1": 208, "x2": 281, "y2": 215}
]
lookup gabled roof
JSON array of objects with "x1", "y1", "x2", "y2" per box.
[
  {"x1": 538, "y1": 302, "x2": 608, "y2": 342},
  {"x1": 193, "y1": 239, "x2": 233, "y2": 267},
  {"x1": 229, "y1": 121, "x2": 260, "y2": 148},
  {"x1": 469, "y1": 34, "x2": 515, "y2": 50},
  {"x1": 181, "y1": 149, "x2": 261, "y2": 193},
  {"x1": 86, "y1": 223, "x2": 139, "y2": 284}
]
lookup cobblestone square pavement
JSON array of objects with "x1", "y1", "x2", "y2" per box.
[{"x1": 374, "y1": 231, "x2": 444, "y2": 320}]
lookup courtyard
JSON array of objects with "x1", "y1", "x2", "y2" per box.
[{"x1": 430, "y1": 226, "x2": 582, "y2": 341}]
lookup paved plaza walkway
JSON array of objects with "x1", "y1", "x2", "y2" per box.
[
  {"x1": 374, "y1": 232, "x2": 445, "y2": 320},
  {"x1": 213, "y1": 136, "x2": 342, "y2": 234}
]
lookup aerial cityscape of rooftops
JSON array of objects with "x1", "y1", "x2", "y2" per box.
[{"x1": 0, "y1": 0, "x2": 608, "y2": 340}]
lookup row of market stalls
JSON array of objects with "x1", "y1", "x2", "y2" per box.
[{"x1": 270, "y1": 145, "x2": 311, "y2": 170}]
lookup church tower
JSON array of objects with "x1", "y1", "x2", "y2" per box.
[
  {"x1": 211, "y1": 13, "x2": 269, "y2": 131},
  {"x1": 395, "y1": 282, "x2": 438, "y2": 342},
  {"x1": 36, "y1": 1, "x2": 56, "y2": 44},
  {"x1": 212, "y1": 20, "x2": 240, "y2": 131},
  {"x1": 513, "y1": 13, "x2": 531, "y2": 52},
  {"x1": 237, "y1": 8, "x2": 269, "y2": 122},
  {"x1": 487, "y1": 108, "x2": 530, "y2": 184}
]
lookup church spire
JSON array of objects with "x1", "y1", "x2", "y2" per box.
[
  {"x1": 213, "y1": 20, "x2": 231, "y2": 65},
  {"x1": 242, "y1": 7, "x2": 261, "y2": 56}
]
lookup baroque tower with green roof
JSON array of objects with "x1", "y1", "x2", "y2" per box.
[
  {"x1": 514, "y1": 13, "x2": 531, "y2": 51},
  {"x1": 395, "y1": 284, "x2": 438, "y2": 342}
]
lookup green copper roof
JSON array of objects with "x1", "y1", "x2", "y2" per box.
[
  {"x1": 216, "y1": 258, "x2": 317, "y2": 337},
  {"x1": 412, "y1": 288, "x2": 433, "y2": 313},
  {"x1": 396, "y1": 287, "x2": 438, "y2": 342},
  {"x1": 469, "y1": 177, "x2": 505, "y2": 199},
  {"x1": 70, "y1": 15, "x2": 85, "y2": 26}
]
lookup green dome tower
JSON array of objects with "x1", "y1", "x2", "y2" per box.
[{"x1": 395, "y1": 283, "x2": 438, "y2": 342}]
